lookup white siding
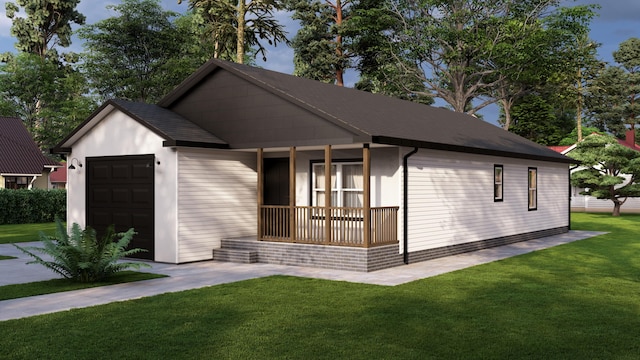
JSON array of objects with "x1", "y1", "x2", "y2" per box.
[
  {"x1": 66, "y1": 109, "x2": 179, "y2": 263},
  {"x1": 402, "y1": 149, "x2": 569, "y2": 253},
  {"x1": 177, "y1": 148, "x2": 257, "y2": 262}
]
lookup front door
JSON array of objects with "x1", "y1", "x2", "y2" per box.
[{"x1": 263, "y1": 158, "x2": 289, "y2": 237}]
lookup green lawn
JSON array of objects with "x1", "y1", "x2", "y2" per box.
[
  {"x1": 0, "y1": 222, "x2": 57, "y2": 244},
  {"x1": 0, "y1": 271, "x2": 167, "y2": 301},
  {"x1": 1, "y1": 213, "x2": 639, "y2": 359}
]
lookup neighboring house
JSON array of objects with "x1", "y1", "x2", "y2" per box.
[
  {"x1": 552, "y1": 129, "x2": 640, "y2": 213},
  {"x1": 53, "y1": 59, "x2": 573, "y2": 271},
  {"x1": 0, "y1": 117, "x2": 61, "y2": 190},
  {"x1": 49, "y1": 163, "x2": 67, "y2": 189}
]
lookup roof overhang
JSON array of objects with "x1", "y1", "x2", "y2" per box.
[{"x1": 373, "y1": 136, "x2": 577, "y2": 164}]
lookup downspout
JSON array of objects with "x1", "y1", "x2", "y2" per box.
[
  {"x1": 568, "y1": 165, "x2": 579, "y2": 231},
  {"x1": 403, "y1": 147, "x2": 419, "y2": 264}
]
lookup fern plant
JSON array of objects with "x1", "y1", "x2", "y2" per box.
[{"x1": 15, "y1": 219, "x2": 150, "y2": 283}]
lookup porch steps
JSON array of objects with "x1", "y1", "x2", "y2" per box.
[{"x1": 212, "y1": 248, "x2": 258, "y2": 264}]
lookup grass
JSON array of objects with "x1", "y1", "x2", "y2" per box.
[
  {"x1": 1, "y1": 213, "x2": 639, "y2": 359},
  {"x1": 0, "y1": 222, "x2": 57, "y2": 244},
  {"x1": 0, "y1": 271, "x2": 167, "y2": 301}
]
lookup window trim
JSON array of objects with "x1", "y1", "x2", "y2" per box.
[
  {"x1": 494, "y1": 164, "x2": 504, "y2": 202},
  {"x1": 528, "y1": 167, "x2": 537, "y2": 211},
  {"x1": 310, "y1": 159, "x2": 363, "y2": 208}
]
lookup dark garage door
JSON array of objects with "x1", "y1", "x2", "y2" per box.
[{"x1": 87, "y1": 155, "x2": 155, "y2": 260}]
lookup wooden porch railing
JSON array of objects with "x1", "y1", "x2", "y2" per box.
[{"x1": 259, "y1": 206, "x2": 399, "y2": 247}]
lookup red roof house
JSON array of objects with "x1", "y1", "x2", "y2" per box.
[{"x1": 0, "y1": 117, "x2": 61, "y2": 189}]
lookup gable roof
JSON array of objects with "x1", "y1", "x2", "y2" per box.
[
  {"x1": 54, "y1": 99, "x2": 228, "y2": 152},
  {"x1": 159, "y1": 59, "x2": 573, "y2": 164},
  {"x1": 0, "y1": 117, "x2": 60, "y2": 175}
]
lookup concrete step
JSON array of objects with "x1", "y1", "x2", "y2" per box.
[{"x1": 213, "y1": 248, "x2": 258, "y2": 264}]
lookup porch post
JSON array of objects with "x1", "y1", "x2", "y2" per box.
[
  {"x1": 289, "y1": 147, "x2": 296, "y2": 241},
  {"x1": 363, "y1": 143, "x2": 371, "y2": 247},
  {"x1": 257, "y1": 148, "x2": 264, "y2": 241},
  {"x1": 324, "y1": 145, "x2": 332, "y2": 244}
]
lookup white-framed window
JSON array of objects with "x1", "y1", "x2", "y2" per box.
[
  {"x1": 4, "y1": 176, "x2": 29, "y2": 190},
  {"x1": 528, "y1": 167, "x2": 537, "y2": 210},
  {"x1": 494, "y1": 165, "x2": 503, "y2": 202},
  {"x1": 312, "y1": 162, "x2": 363, "y2": 207}
]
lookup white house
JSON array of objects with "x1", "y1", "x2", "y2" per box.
[{"x1": 53, "y1": 59, "x2": 573, "y2": 271}]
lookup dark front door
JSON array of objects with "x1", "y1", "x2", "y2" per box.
[
  {"x1": 263, "y1": 158, "x2": 290, "y2": 238},
  {"x1": 86, "y1": 155, "x2": 155, "y2": 260},
  {"x1": 263, "y1": 158, "x2": 289, "y2": 206}
]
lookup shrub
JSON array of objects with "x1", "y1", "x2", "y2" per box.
[
  {"x1": 14, "y1": 219, "x2": 150, "y2": 283},
  {"x1": 0, "y1": 189, "x2": 66, "y2": 224}
]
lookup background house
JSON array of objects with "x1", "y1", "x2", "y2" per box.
[
  {"x1": 551, "y1": 129, "x2": 640, "y2": 213},
  {"x1": 0, "y1": 117, "x2": 61, "y2": 189},
  {"x1": 54, "y1": 59, "x2": 573, "y2": 271}
]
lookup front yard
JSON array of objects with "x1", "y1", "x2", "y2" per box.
[{"x1": 0, "y1": 213, "x2": 639, "y2": 359}]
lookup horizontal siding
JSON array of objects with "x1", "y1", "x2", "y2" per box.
[
  {"x1": 404, "y1": 150, "x2": 568, "y2": 253},
  {"x1": 178, "y1": 149, "x2": 257, "y2": 262}
]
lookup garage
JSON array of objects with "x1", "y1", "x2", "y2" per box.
[{"x1": 86, "y1": 155, "x2": 155, "y2": 260}]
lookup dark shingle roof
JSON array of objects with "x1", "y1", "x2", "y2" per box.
[
  {"x1": 109, "y1": 99, "x2": 227, "y2": 146},
  {"x1": 0, "y1": 117, "x2": 60, "y2": 174},
  {"x1": 160, "y1": 59, "x2": 572, "y2": 164}
]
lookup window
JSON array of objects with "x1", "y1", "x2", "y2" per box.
[
  {"x1": 528, "y1": 167, "x2": 537, "y2": 210},
  {"x1": 312, "y1": 162, "x2": 363, "y2": 207},
  {"x1": 4, "y1": 176, "x2": 29, "y2": 190},
  {"x1": 494, "y1": 165, "x2": 503, "y2": 202}
]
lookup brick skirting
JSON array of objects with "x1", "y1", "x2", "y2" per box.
[{"x1": 218, "y1": 226, "x2": 569, "y2": 272}]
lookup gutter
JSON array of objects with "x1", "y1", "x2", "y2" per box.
[{"x1": 402, "y1": 147, "x2": 419, "y2": 264}]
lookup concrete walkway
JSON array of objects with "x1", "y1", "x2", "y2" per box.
[{"x1": 0, "y1": 230, "x2": 604, "y2": 321}]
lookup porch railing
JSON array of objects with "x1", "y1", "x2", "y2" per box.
[{"x1": 259, "y1": 206, "x2": 399, "y2": 247}]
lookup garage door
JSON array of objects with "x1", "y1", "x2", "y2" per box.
[{"x1": 87, "y1": 155, "x2": 155, "y2": 260}]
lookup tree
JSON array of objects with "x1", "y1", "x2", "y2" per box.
[
  {"x1": 179, "y1": 0, "x2": 288, "y2": 64},
  {"x1": 4, "y1": 0, "x2": 85, "y2": 59},
  {"x1": 569, "y1": 134, "x2": 640, "y2": 216},
  {"x1": 0, "y1": 53, "x2": 95, "y2": 150},
  {"x1": 586, "y1": 38, "x2": 640, "y2": 136},
  {"x1": 509, "y1": 94, "x2": 573, "y2": 145},
  {"x1": 79, "y1": 0, "x2": 205, "y2": 103}
]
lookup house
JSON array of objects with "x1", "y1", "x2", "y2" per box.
[
  {"x1": 0, "y1": 117, "x2": 61, "y2": 189},
  {"x1": 53, "y1": 59, "x2": 573, "y2": 271},
  {"x1": 49, "y1": 164, "x2": 67, "y2": 189},
  {"x1": 552, "y1": 129, "x2": 640, "y2": 213}
]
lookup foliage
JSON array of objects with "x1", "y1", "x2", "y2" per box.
[
  {"x1": 0, "y1": 53, "x2": 95, "y2": 151},
  {"x1": 0, "y1": 222, "x2": 57, "y2": 244},
  {"x1": 568, "y1": 133, "x2": 640, "y2": 216},
  {"x1": 1, "y1": 213, "x2": 640, "y2": 358},
  {"x1": 180, "y1": 0, "x2": 288, "y2": 63},
  {"x1": 509, "y1": 94, "x2": 573, "y2": 145},
  {"x1": 0, "y1": 189, "x2": 66, "y2": 225},
  {"x1": 586, "y1": 37, "x2": 640, "y2": 136},
  {"x1": 4, "y1": 0, "x2": 85, "y2": 58},
  {"x1": 558, "y1": 126, "x2": 602, "y2": 146},
  {"x1": 0, "y1": 272, "x2": 167, "y2": 301},
  {"x1": 79, "y1": 0, "x2": 206, "y2": 103},
  {"x1": 14, "y1": 219, "x2": 150, "y2": 282}
]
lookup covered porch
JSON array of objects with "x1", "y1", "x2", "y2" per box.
[{"x1": 257, "y1": 144, "x2": 399, "y2": 248}]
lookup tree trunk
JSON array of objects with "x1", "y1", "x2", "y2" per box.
[
  {"x1": 335, "y1": 0, "x2": 344, "y2": 86},
  {"x1": 236, "y1": 0, "x2": 246, "y2": 64},
  {"x1": 612, "y1": 201, "x2": 621, "y2": 216}
]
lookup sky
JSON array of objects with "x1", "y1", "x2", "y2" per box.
[{"x1": 0, "y1": 0, "x2": 638, "y2": 125}]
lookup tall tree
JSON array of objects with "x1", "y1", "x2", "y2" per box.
[
  {"x1": 586, "y1": 38, "x2": 640, "y2": 137},
  {"x1": 569, "y1": 133, "x2": 640, "y2": 216},
  {"x1": 286, "y1": 0, "x2": 352, "y2": 85},
  {"x1": 0, "y1": 53, "x2": 95, "y2": 150},
  {"x1": 4, "y1": 0, "x2": 85, "y2": 59},
  {"x1": 79, "y1": 0, "x2": 205, "y2": 103},
  {"x1": 179, "y1": 0, "x2": 288, "y2": 64},
  {"x1": 389, "y1": 0, "x2": 568, "y2": 116}
]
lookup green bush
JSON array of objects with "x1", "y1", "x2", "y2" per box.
[
  {"x1": 14, "y1": 219, "x2": 150, "y2": 283},
  {"x1": 0, "y1": 189, "x2": 66, "y2": 224}
]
